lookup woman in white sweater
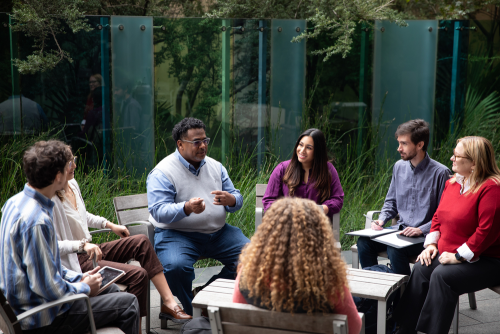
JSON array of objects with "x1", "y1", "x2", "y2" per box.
[{"x1": 52, "y1": 153, "x2": 191, "y2": 325}]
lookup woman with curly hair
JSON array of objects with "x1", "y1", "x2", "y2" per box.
[
  {"x1": 233, "y1": 197, "x2": 361, "y2": 333},
  {"x1": 262, "y1": 128, "x2": 343, "y2": 220}
]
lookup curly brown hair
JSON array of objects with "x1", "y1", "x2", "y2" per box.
[{"x1": 238, "y1": 197, "x2": 348, "y2": 314}]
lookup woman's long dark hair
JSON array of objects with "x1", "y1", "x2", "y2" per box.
[{"x1": 283, "y1": 128, "x2": 332, "y2": 203}]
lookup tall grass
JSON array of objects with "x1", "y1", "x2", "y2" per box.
[{"x1": 1, "y1": 84, "x2": 500, "y2": 266}]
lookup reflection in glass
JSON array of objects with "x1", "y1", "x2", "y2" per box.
[
  {"x1": 153, "y1": 17, "x2": 223, "y2": 161},
  {"x1": 373, "y1": 20, "x2": 438, "y2": 158},
  {"x1": 112, "y1": 16, "x2": 154, "y2": 173}
]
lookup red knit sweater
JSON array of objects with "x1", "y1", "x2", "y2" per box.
[{"x1": 431, "y1": 179, "x2": 500, "y2": 260}]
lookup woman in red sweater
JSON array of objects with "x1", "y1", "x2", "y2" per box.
[
  {"x1": 394, "y1": 136, "x2": 500, "y2": 334},
  {"x1": 232, "y1": 197, "x2": 362, "y2": 334}
]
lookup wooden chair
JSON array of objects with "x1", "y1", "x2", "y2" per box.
[
  {"x1": 255, "y1": 184, "x2": 342, "y2": 248},
  {"x1": 112, "y1": 193, "x2": 208, "y2": 330},
  {"x1": 207, "y1": 300, "x2": 364, "y2": 334},
  {"x1": 0, "y1": 290, "x2": 124, "y2": 334},
  {"x1": 80, "y1": 193, "x2": 154, "y2": 334}
]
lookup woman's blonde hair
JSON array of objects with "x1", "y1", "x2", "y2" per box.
[
  {"x1": 450, "y1": 136, "x2": 500, "y2": 193},
  {"x1": 238, "y1": 197, "x2": 347, "y2": 314}
]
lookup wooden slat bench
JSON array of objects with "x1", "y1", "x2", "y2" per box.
[
  {"x1": 192, "y1": 279, "x2": 365, "y2": 334},
  {"x1": 208, "y1": 301, "x2": 353, "y2": 334}
]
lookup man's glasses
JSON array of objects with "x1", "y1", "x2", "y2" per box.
[
  {"x1": 181, "y1": 138, "x2": 210, "y2": 147},
  {"x1": 89, "y1": 80, "x2": 98, "y2": 84},
  {"x1": 452, "y1": 150, "x2": 469, "y2": 160},
  {"x1": 69, "y1": 156, "x2": 78, "y2": 168}
]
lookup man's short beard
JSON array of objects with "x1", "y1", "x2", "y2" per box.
[{"x1": 401, "y1": 150, "x2": 417, "y2": 161}]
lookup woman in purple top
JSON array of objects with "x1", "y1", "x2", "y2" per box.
[{"x1": 262, "y1": 128, "x2": 344, "y2": 219}]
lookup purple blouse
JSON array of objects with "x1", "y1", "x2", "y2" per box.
[{"x1": 262, "y1": 160, "x2": 344, "y2": 218}]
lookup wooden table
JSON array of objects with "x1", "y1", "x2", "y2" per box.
[
  {"x1": 346, "y1": 268, "x2": 408, "y2": 334},
  {"x1": 192, "y1": 268, "x2": 408, "y2": 334}
]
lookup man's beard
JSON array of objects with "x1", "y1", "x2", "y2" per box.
[{"x1": 401, "y1": 149, "x2": 417, "y2": 161}]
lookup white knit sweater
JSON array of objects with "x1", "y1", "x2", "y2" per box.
[{"x1": 52, "y1": 179, "x2": 107, "y2": 273}]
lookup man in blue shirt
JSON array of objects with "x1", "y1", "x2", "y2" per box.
[
  {"x1": 356, "y1": 119, "x2": 451, "y2": 276},
  {"x1": 147, "y1": 117, "x2": 250, "y2": 316},
  {"x1": 0, "y1": 140, "x2": 139, "y2": 334}
]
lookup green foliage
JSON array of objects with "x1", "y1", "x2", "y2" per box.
[
  {"x1": 207, "y1": 0, "x2": 408, "y2": 60},
  {"x1": 208, "y1": 1, "x2": 499, "y2": 60},
  {"x1": 10, "y1": 0, "x2": 93, "y2": 74}
]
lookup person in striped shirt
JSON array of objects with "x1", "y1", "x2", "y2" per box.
[{"x1": 0, "y1": 140, "x2": 139, "y2": 334}]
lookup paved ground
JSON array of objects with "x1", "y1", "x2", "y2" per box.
[{"x1": 143, "y1": 251, "x2": 500, "y2": 334}]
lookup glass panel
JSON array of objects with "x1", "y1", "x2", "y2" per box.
[
  {"x1": 232, "y1": 19, "x2": 271, "y2": 166},
  {"x1": 15, "y1": 16, "x2": 110, "y2": 169},
  {"x1": 0, "y1": 13, "x2": 21, "y2": 135},
  {"x1": 434, "y1": 20, "x2": 470, "y2": 144},
  {"x1": 372, "y1": 20, "x2": 438, "y2": 158},
  {"x1": 305, "y1": 22, "x2": 374, "y2": 158},
  {"x1": 111, "y1": 16, "x2": 154, "y2": 173},
  {"x1": 270, "y1": 19, "x2": 306, "y2": 159},
  {"x1": 153, "y1": 17, "x2": 223, "y2": 162}
]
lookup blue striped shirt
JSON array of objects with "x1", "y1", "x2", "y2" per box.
[{"x1": 0, "y1": 185, "x2": 90, "y2": 330}]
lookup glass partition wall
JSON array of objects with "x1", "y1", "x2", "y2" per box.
[{"x1": 2, "y1": 15, "x2": 500, "y2": 174}]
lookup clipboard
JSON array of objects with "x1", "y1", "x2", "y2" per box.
[
  {"x1": 345, "y1": 227, "x2": 399, "y2": 239},
  {"x1": 372, "y1": 232, "x2": 425, "y2": 249}
]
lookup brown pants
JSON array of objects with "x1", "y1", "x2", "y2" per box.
[{"x1": 78, "y1": 234, "x2": 164, "y2": 317}]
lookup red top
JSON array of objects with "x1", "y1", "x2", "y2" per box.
[
  {"x1": 431, "y1": 179, "x2": 500, "y2": 260},
  {"x1": 232, "y1": 271, "x2": 362, "y2": 334}
]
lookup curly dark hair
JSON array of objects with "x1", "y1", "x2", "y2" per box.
[
  {"x1": 23, "y1": 140, "x2": 72, "y2": 189},
  {"x1": 172, "y1": 117, "x2": 206, "y2": 147},
  {"x1": 239, "y1": 197, "x2": 347, "y2": 314}
]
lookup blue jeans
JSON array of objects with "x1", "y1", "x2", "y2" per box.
[
  {"x1": 356, "y1": 236, "x2": 424, "y2": 276},
  {"x1": 154, "y1": 223, "x2": 250, "y2": 315}
]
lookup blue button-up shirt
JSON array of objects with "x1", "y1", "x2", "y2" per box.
[
  {"x1": 0, "y1": 185, "x2": 89, "y2": 330},
  {"x1": 147, "y1": 150, "x2": 243, "y2": 225},
  {"x1": 378, "y1": 153, "x2": 451, "y2": 235}
]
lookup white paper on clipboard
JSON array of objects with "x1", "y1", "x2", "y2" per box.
[
  {"x1": 345, "y1": 226, "x2": 399, "y2": 239},
  {"x1": 372, "y1": 232, "x2": 425, "y2": 249}
]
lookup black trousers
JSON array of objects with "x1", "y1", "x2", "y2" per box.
[{"x1": 394, "y1": 255, "x2": 500, "y2": 334}]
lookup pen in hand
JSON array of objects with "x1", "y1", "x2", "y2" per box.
[{"x1": 371, "y1": 220, "x2": 384, "y2": 231}]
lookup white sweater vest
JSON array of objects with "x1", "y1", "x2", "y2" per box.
[{"x1": 149, "y1": 154, "x2": 226, "y2": 233}]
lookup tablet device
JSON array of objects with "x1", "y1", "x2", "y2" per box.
[{"x1": 97, "y1": 266, "x2": 125, "y2": 295}]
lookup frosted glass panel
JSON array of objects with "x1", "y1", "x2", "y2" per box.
[
  {"x1": 0, "y1": 13, "x2": 21, "y2": 135},
  {"x1": 111, "y1": 16, "x2": 154, "y2": 172},
  {"x1": 373, "y1": 20, "x2": 438, "y2": 157},
  {"x1": 271, "y1": 19, "x2": 306, "y2": 159}
]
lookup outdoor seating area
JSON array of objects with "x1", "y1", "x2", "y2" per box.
[{"x1": 2, "y1": 2, "x2": 500, "y2": 334}]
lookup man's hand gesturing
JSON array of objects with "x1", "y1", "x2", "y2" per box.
[
  {"x1": 211, "y1": 191, "x2": 236, "y2": 207},
  {"x1": 184, "y1": 197, "x2": 206, "y2": 215}
]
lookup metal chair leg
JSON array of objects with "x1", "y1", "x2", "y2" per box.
[
  {"x1": 468, "y1": 292, "x2": 477, "y2": 310},
  {"x1": 352, "y1": 249, "x2": 360, "y2": 269}
]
